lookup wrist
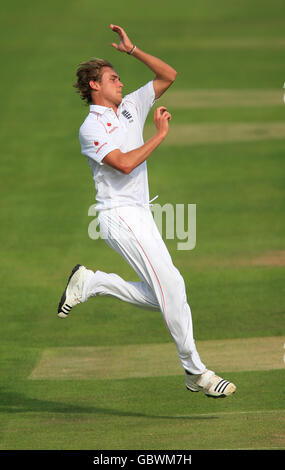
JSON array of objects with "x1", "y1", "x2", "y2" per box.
[
  {"x1": 156, "y1": 129, "x2": 168, "y2": 140},
  {"x1": 127, "y1": 44, "x2": 136, "y2": 55}
]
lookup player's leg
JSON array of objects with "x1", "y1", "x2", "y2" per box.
[
  {"x1": 97, "y1": 205, "x2": 206, "y2": 375},
  {"x1": 97, "y1": 206, "x2": 236, "y2": 397},
  {"x1": 57, "y1": 265, "x2": 160, "y2": 318},
  {"x1": 57, "y1": 205, "x2": 236, "y2": 396},
  {"x1": 57, "y1": 205, "x2": 161, "y2": 317},
  {"x1": 85, "y1": 270, "x2": 160, "y2": 311}
]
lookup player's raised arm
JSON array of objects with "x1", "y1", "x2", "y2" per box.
[{"x1": 110, "y1": 24, "x2": 177, "y2": 99}]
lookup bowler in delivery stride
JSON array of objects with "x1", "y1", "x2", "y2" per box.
[{"x1": 57, "y1": 24, "x2": 236, "y2": 398}]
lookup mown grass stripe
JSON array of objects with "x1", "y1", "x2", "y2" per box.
[
  {"x1": 144, "y1": 122, "x2": 285, "y2": 145},
  {"x1": 173, "y1": 409, "x2": 285, "y2": 418},
  {"x1": 158, "y1": 38, "x2": 285, "y2": 50},
  {"x1": 157, "y1": 89, "x2": 283, "y2": 109},
  {"x1": 29, "y1": 336, "x2": 285, "y2": 380}
]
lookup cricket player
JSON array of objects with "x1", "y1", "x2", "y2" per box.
[{"x1": 57, "y1": 24, "x2": 236, "y2": 398}]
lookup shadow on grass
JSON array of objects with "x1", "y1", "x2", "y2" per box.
[{"x1": 0, "y1": 389, "x2": 218, "y2": 421}]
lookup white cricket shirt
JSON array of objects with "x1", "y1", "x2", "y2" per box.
[{"x1": 79, "y1": 80, "x2": 156, "y2": 211}]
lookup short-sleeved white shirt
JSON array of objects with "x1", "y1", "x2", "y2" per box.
[{"x1": 79, "y1": 80, "x2": 156, "y2": 211}]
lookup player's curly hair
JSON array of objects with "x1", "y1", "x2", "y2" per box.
[{"x1": 74, "y1": 58, "x2": 114, "y2": 105}]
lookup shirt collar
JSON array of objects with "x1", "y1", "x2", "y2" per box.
[
  {"x1": 90, "y1": 101, "x2": 123, "y2": 116},
  {"x1": 89, "y1": 104, "x2": 111, "y2": 115}
]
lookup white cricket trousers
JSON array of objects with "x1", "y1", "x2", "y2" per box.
[{"x1": 82, "y1": 205, "x2": 206, "y2": 375}]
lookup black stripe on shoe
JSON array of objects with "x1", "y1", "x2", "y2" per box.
[
  {"x1": 220, "y1": 381, "x2": 231, "y2": 394},
  {"x1": 214, "y1": 379, "x2": 227, "y2": 392},
  {"x1": 57, "y1": 264, "x2": 82, "y2": 314},
  {"x1": 62, "y1": 305, "x2": 71, "y2": 313},
  {"x1": 63, "y1": 304, "x2": 72, "y2": 312}
]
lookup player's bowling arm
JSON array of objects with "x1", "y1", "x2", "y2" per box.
[
  {"x1": 130, "y1": 47, "x2": 177, "y2": 99},
  {"x1": 109, "y1": 24, "x2": 177, "y2": 100}
]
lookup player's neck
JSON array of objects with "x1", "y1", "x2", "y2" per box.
[{"x1": 92, "y1": 96, "x2": 118, "y2": 115}]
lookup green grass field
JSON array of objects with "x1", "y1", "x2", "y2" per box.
[{"x1": 0, "y1": 0, "x2": 285, "y2": 451}]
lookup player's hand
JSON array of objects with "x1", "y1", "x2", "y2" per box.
[
  {"x1": 154, "y1": 107, "x2": 172, "y2": 137},
  {"x1": 110, "y1": 24, "x2": 134, "y2": 53}
]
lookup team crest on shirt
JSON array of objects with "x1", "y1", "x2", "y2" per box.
[
  {"x1": 94, "y1": 140, "x2": 107, "y2": 154},
  {"x1": 122, "y1": 109, "x2": 134, "y2": 123}
]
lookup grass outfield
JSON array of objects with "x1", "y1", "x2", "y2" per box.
[{"x1": 0, "y1": 0, "x2": 285, "y2": 451}]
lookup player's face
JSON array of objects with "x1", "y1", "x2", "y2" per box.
[{"x1": 98, "y1": 67, "x2": 123, "y2": 106}]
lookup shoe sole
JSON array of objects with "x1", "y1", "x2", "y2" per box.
[
  {"x1": 186, "y1": 386, "x2": 200, "y2": 393},
  {"x1": 205, "y1": 393, "x2": 228, "y2": 399},
  {"x1": 57, "y1": 264, "x2": 82, "y2": 318}
]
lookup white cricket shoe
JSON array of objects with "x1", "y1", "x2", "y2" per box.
[
  {"x1": 185, "y1": 369, "x2": 236, "y2": 398},
  {"x1": 57, "y1": 264, "x2": 87, "y2": 318}
]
